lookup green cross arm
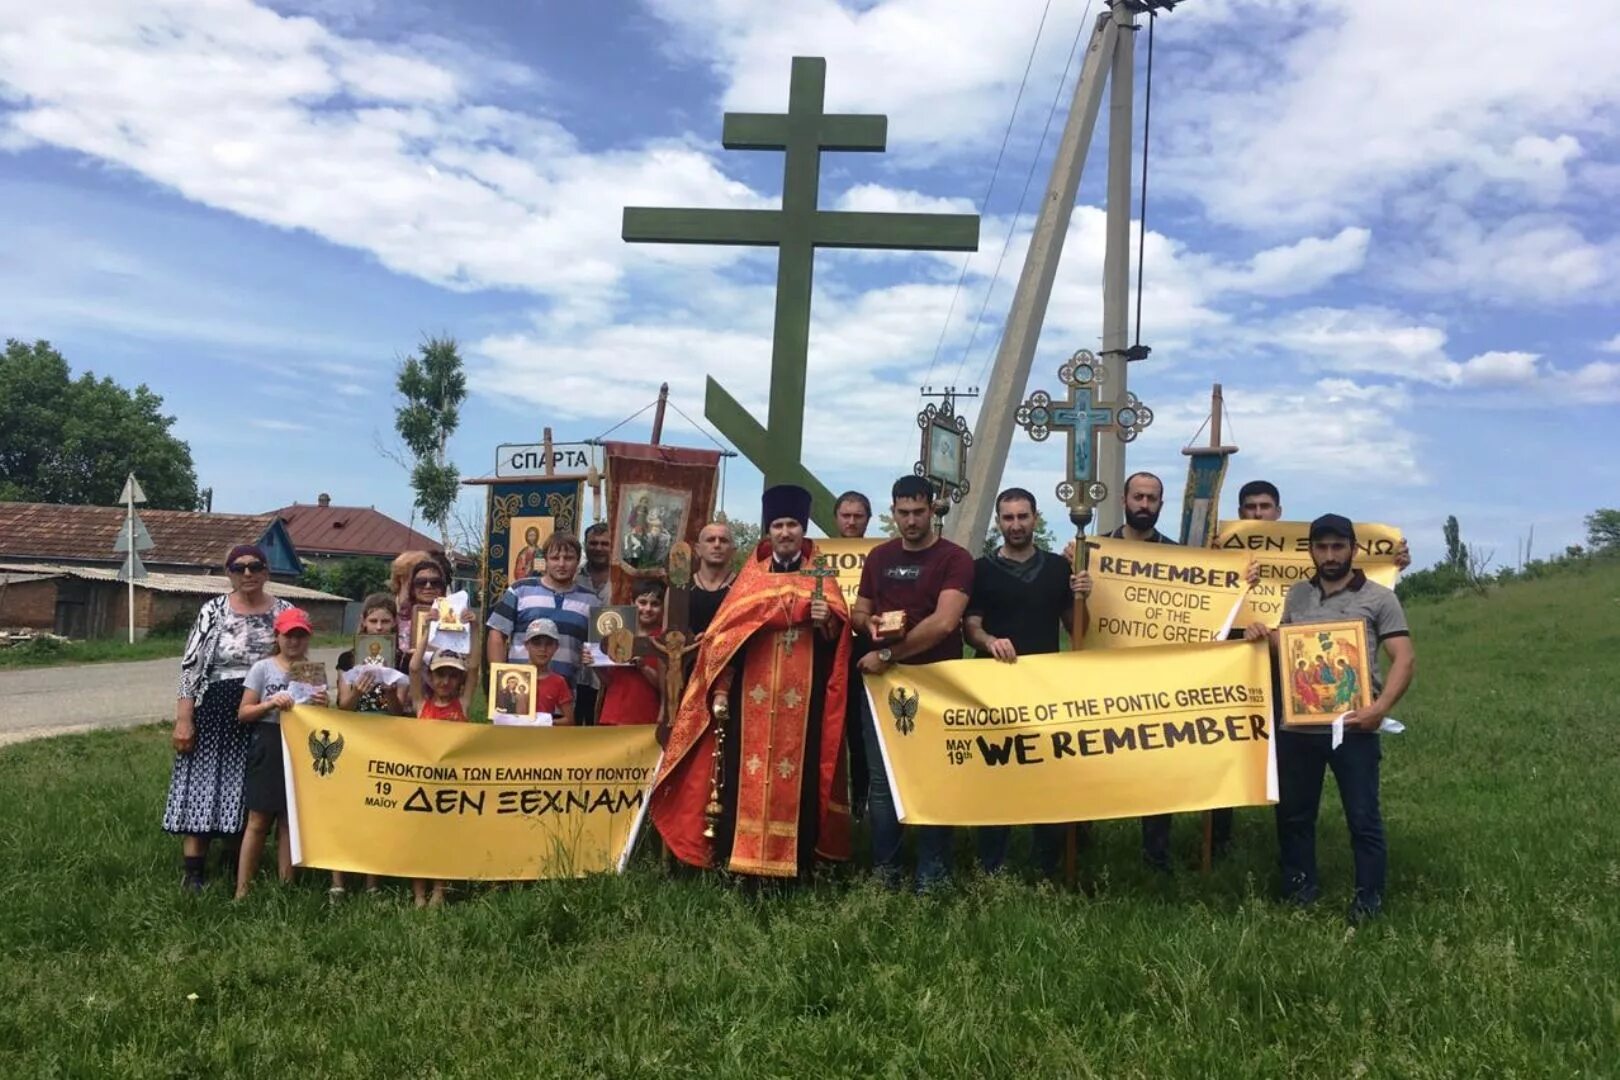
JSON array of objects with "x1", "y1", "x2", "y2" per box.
[
  {"x1": 622, "y1": 208, "x2": 977, "y2": 251},
  {"x1": 723, "y1": 112, "x2": 886, "y2": 151}
]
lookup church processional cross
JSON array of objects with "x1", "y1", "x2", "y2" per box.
[
  {"x1": 1015, "y1": 350, "x2": 1153, "y2": 530},
  {"x1": 623, "y1": 57, "x2": 980, "y2": 533}
]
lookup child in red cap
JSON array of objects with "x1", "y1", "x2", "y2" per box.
[{"x1": 235, "y1": 607, "x2": 328, "y2": 900}]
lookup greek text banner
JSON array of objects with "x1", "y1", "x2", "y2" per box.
[
  {"x1": 282, "y1": 709, "x2": 661, "y2": 880},
  {"x1": 1213, "y1": 519, "x2": 1403, "y2": 628},
  {"x1": 865, "y1": 640, "x2": 1276, "y2": 826},
  {"x1": 1084, "y1": 537, "x2": 1250, "y2": 648}
]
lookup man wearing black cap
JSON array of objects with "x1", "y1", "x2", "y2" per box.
[
  {"x1": 1245, "y1": 513, "x2": 1416, "y2": 922},
  {"x1": 651, "y1": 484, "x2": 854, "y2": 879}
]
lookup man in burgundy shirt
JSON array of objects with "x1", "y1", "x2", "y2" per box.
[{"x1": 852, "y1": 475, "x2": 975, "y2": 890}]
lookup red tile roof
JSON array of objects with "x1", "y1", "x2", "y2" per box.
[
  {"x1": 270, "y1": 501, "x2": 446, "y2": 560},
  {"x1": 0, "y1": 502, "x2": 277, "y2": 569}
]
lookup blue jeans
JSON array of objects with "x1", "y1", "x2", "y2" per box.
[
  {"x1": 975, "y1": 825, "x2": 1066, "y2": 878},
  {"x1": 1275, "y1": 728, "x2": 1385, "y2": 911},
  {"x1": 861, "y1": 693, "x2": 952, "y2": 887}
]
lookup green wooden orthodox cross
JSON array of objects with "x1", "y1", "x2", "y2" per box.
[{"x1": 623, "y1": 56, "x2": 980, "y2": 532}]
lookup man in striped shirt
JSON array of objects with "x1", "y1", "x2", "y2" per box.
[{"x1": 485, "y1": 532, "x2": 597, "y2": 689}]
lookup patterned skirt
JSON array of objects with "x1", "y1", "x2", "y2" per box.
[{"x1": 161, "y1": 678, "x2": 251, "y2": 836}]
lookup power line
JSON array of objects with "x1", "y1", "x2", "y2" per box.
[
  {"x1": 918, "y1": 0, "x2": 1057, "y2": 394},
  {"x1": 965, "y1": 0, "x2": 1095, "y2": 393}
]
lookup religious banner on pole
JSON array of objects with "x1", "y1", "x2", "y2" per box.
[
  {"x1": 471, "y1": 477, "x2": 585, "y2": 601},
  {"x1": 282, "y1": 708, "x2": 661, "y2": 880},
  {"x1": 1082, "y1": 537, "x2": 1251, "y2": 648},
  {"x1": 602, "y1": 440, "x2": 721, "y2": 605},
  {"x1": 863, "y1": 639, "x2": 1275, "y2": 826},
  {"x1": 812, "y1": 537, "x2": 881, "y2": 607},
  {"x1": 1213, "y1": 519, "x2": 1405, "y2": 629}
]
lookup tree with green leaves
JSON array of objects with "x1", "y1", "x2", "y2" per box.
[
  {"x1": 299, "y1": 557, "x2": 391, "y2": 602},
  {"x1": 1, "y1": 339, "x2": 199, "y2": 509},
  {"x1": 394, "y1": 337, "x2": 467, "y2": 550},
  {"x1": 1443, "y1": 515, "x2": 1468, "y2": 570},
  {"x1": 1586, "y1": 508, "x2": 1620, "y2": 555}
]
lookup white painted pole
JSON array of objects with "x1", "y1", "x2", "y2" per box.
[
  {"x1": 1096, "y1": 0, "x2": 1137, "y2": 537},
  {"x1": 945, "y1": 12, "x2": 1118, "y2": 550},
  {"x1": 127, "y1": 481, "x2": 136, "y2": 644}
]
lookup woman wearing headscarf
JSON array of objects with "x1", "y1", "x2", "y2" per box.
[{"x1": 163, "y1": 543, "x2": 292, "y2": 892}]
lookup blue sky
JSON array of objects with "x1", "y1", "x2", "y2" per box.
[{"x1": 3, "y1": 0, "x2": 1616, "y2": 570}]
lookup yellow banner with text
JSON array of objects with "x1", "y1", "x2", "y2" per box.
[
  {"x1": 864, "y1": 640, "x2": 1275, "y2": 825},
  {"x1": 281, "y1": 708, "x2": 661, "y2": 880},
  {"x1": 1082, "y1": 537, "x2": 1251, "y2": 648},
  {"x1": 813, "y1": 536, "x2": 882, "y2": 607},
  {"x1": 1213, "y1": 519, "x2": 1403, "y2": 628}
]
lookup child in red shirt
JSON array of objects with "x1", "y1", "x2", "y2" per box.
[
  {"x1": 407, "y1": 649, "x2": 473, "y2": 905},
  {"x1": 519, "y1": 619, "x2": 575, "y2": 725},
  {"x1": 588, "y1": 581, "x2": 665, "y2": 727}
]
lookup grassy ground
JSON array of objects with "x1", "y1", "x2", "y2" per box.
[
  {"x1": 0, "y1": 632, "x2": 351, "y2": 670},
  {"x1": 1, "y1": 565, "x2": 1616, "y2": 1077}
]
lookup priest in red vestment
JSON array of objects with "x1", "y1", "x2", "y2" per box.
[{"x1": 651, "y1": 484, "x2": 853, "y2": 877}]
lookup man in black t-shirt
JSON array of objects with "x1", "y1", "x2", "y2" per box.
[{"x1": 963, "y1": 487, "x2": 1090, "y2": 877}]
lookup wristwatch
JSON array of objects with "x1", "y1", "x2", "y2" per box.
[{"x1": 877, "y1": 647, "x2": 893, "y2": 664}]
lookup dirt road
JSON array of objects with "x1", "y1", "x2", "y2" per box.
[{"x1": 0, "y1": 649, "x2": 344, "y2": 748}]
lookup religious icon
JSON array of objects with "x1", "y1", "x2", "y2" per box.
[
  {"x1": 925, "y1": 423, "x2": 965, "y2": 487},
  {"x1": 1278, "y1": 620, "x2": 1372, "y2": 726},
  {"x1": 289, "y1": 661, "x2": 328, "y2": 688},
  {"x1": 667, "y1": 541, "x2": 693, "y2": 588},
  {"x1": 588, "y1": 606, "x2": 639, "y2": 665},
  {"x1": 873, "y1": 610, "x2": 909, "y2": 641},
  {"x1": 617, "y1": 484, "x2": 690, "y2": 572},
  {"x1": 507, "y1": 515, "x2": 555, "y2": 584},
  {"x1": 489, "y1": 663, "x2": 538, "y2": 721},
  {"x1": 353, "y1": 634, "x2": 396, "y2": 670},
  {"x1": 411, "y1": 607, "x2": 432, "y2": 653},
  {"x1": 431, "y1": 597, "x2": 466, "y2": 633}
]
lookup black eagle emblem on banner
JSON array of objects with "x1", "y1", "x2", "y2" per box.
[
  {"x1": 887, "y1": 686, "x2": 919, "y2": 736},
  {"x1": 308, "y1": 729, "x2": 345, "y2": 777}
]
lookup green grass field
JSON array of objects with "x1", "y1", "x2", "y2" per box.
[
  {"x1": 0, "y1": 632, "x2": 351, "y2": 670},
  {"x1": 2, "y1": 566, "x2": 1617, "y2": 1077}
]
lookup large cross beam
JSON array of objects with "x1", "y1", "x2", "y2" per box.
[{"x1": 623, "y1": 56, "x2": 980, "y2": 532}]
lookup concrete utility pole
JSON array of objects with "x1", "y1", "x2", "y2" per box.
[{"x1": 948, "y1": 0, "x2": 1143, "y2": 549}]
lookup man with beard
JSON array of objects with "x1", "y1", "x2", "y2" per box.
[
  {"x1": 575, "y1": 522, "x2": 614, "y2": 725},
  {"x1": 833, "y1": 490, "x2": 874, "y2": 819},
  {"x1": 964, "y1": 487, "x2": 1092, "y2": 877},
  {"x1": 1102, "y1": 471, "x2": 1201, "y2": 870},
  {"x1": 834, "y1": 490, "x2": 872, "y2": 538},
  {"x1": 651, "y1": 486, "x2": 852, "y2": 878},
  {"x1": 852, "y1": 475, "x2": 976, "y2": 891},
  {"x1": 1245, "y1": 514, "x2": 1414, "y2": 923}
]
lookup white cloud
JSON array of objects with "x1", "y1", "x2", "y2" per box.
[
  {"x1": 642, "y1": 0, "x2": 1087, "y2": 155},
  {"x1": 1598, "y1": 334, "x2": 1620, "y2": 354},
  {"x1": 1163, "y1": 0, "x2": 1620, "y2": 230},
  {"x1": 0, "y1": 0, "x2": 771, "y2": 300},
  {"x1": 1392, "y1": 211, "x2": 1615, "y2": 305},
  {"x1": 1206, "y1": 227, "x2": 1371, "y2": 298}
]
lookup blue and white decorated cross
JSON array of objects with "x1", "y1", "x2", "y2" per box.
[{"x1": 1014, "y1": 350, "x2": 1153, "y2": 522}]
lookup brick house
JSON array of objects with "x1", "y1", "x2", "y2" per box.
[{"x1": 0, "y1": 501, "x2": 344, "y2": 638}]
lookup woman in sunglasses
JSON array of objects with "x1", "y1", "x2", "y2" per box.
[
  {"x1": 162, "y1": 543, "x2": 292, "y2": 892},
  {"x1": 395, "y1": 551, "x2": 452, "y2": 674}
]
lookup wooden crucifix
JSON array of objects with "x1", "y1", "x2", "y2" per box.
[{"x1": 623, "y1": 56, "x2": 980, "y2": 533}]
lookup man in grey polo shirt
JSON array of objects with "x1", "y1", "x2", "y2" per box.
[{"x1": 1245, "y1": 513, "x2": 1416, "y2": 922}]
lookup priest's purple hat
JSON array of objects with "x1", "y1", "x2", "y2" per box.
[{"x1": 760, "y1": 484, "x2": 812, "y2": 530}]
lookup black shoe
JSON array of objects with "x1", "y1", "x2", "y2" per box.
[{"x1": 181, "y1": 872, "x2": 206, "y2": 895}]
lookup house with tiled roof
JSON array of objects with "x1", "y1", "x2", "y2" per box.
[
  {"x1": 0, "y1": 501, "x2": 344, "y2": 639},
  {"x1": 0, "y1": 502, "x2": 301, "y2": 577},
  {"x1": 269, "y1": 493, "x2": 445, "y2": 563}
]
